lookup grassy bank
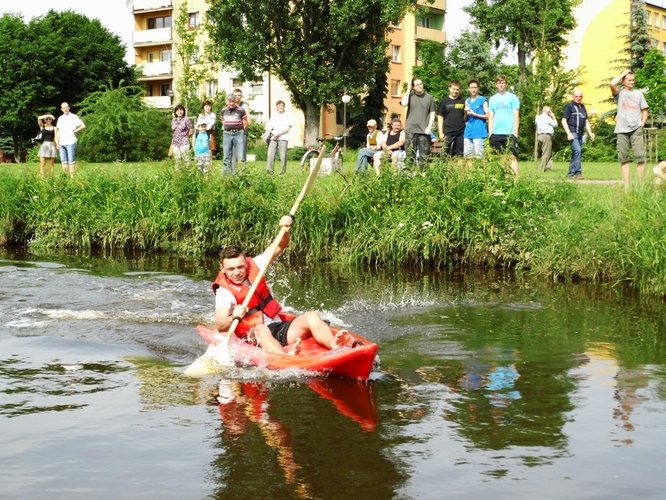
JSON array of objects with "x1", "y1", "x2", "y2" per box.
[{"x1": 1, "y1": 156, "x2": 664, "y2": 296}]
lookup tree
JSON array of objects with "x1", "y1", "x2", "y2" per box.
[
  {"x1": 173, "y1": 1, "x2": 217, "y2": 114},
  {"x1": 414, "y1": 31, "x2": 505, "y2": 102},
  {"x1": 0, "y1": 10, "x2": 137, "y2": 161},
  {"x1": 635, "y1": 49, "x2": 666, "y2": 126},
  {"x1": 205, "y1": 0, "x2": 419, "y2": 145},
  {"x1": 77, "y1": 84, "x2": 171, "y2": 162},
  {"x1": 627, "y1": 0, "x2": 651, "y2": 71},
  {"x1": 464, "y1": 0, "x2": 579, "y2": 81}
]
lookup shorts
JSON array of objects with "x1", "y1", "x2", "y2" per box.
[
  {"x1": 464, "y1": 138, "x2": 485, "y2": 158},
  {"x1": 59, "y1": 143, "x2": 77, "y2": 164},
  {"x1": 616, "y1": 128, "x2": 645, "y2": 164},
  {"x1": 489, "y1": 134, "x2": 518, "y2": 157},
  {"x1": 267, "y1": 320, "x2": 293, "y2": 346}
]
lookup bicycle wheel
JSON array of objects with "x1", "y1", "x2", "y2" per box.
[{"x1": 300, "y1": 148, "x2": 318, "y2": 172}]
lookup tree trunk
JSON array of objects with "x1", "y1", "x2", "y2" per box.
[{"x1": 303, "y1": 102, "x2": 321, "y2": 147}]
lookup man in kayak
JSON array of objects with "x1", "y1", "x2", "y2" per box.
[{"x1": 213, "y1": 215, "x2": 349, "y2": 355}]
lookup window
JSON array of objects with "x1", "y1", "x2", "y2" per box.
[
  {"x1": 250, "y1": 81, "x2": 263, "y2": 95},
  {"x1": 188, "y1": 12, "x2": 199, "y2": 29},
  {"x1": 206, "y1": 79, "x2": 218, "y2": 97},
  {"x1": 662, "y1": 15, "x2": 666, "y2": 29},
  {"x1": 160, "y1": 49, "x2": 172, "y2": 62},
  {"x1": 391, "y1": 45, "x2": 401, "y2": 63},
  {"x1": 145, "y1": 84, "x2": 154, "y2": 97},
  {"x1": 147, "y1": 52, "x2": 154, "y2": 63},
  {"x1": 147, "y1": 16, "x2": 172, "y2": 29},
  {"x1": 417, "y1": 16, "x2": 431, "y2": 29},
  {"x1": 231, "y1": 78, "x2": 243, "y2": 89},
  {"x1": 655, "y1": 12, "x2": 660, "y2": 27},
  {"x1": 160, "y1": 84, "x2": 171, "y2": 97},
  {"x1": 390, "y1": 79, "x2": 401, "y2": 96}
]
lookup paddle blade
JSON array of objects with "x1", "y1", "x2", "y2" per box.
[{"x1": 183, "y1": 336, "x2": 233, "y2": 377}]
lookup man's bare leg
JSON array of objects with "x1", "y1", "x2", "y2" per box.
[{"x1": 287, "y1": 311, "x2": 339, "y2": 349}]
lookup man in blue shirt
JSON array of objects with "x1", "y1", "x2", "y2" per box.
[{"x1": 488, "y1": 75, "x2": 520, "y2": 175}]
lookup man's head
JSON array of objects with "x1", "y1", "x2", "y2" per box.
[
  {"x1": 468, "y1": 79, "x2": 480, "y2": 97},
  {"x1": 541, "y1": 105, "x2": 551, "y2": 114},
  {"x1": 622, "y1": 71, "x2": 636, "y2": 90},
  {"x1": 366, "y1": 119, "x2": 377, "y2": 131},
  {"x1": 390, "y1": 118, "x2": 402, "y2": 131},
  {"x1": 448, "y1": 80, "x2": 461, "y2": 99},
  {"x1": 275, "y1": 100, "x2": 285, "y2": 112},
  {"x1": 60, "y1": 102, "x2": 70, "y2": 115},
  {"x1": 411, "y1": 78, "x2": 425, "y2": 95},
  {"x1": 233, "y1": 88, "x2": 243, "y2": 103},
  {"x1": 226, "y1": 96, "x2": 237, "y2": 108},
  {"x1": 495, "y1": 75, "x2": 508, "y2": 93},
  {"x1": 572, "y1": 89, "x2": 583, "y2": 103},
  {"x1": 219, "y1": 246, "x2": 247, "y2": 284}
]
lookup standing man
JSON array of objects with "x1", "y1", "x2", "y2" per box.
[
  {"x1": 488, "y1": 75, "x2": 520, "y2": 175},
  {"x1": 400, "y1": 77, "x2": 436, "y2": 169},
  {"x1": 463, "y1": 79, "x2": 488, "y2": 159},
  {"x1": 610, "y1": 69, "x2": 649, "y2": 187},
  {"x1": 232, "y1": 88, "x2": 252, "y2": 170},
  {"x1": 220, "y1": 96, "x2": 249, "y2": 175},
  {"x1": 437, "y1": 80, "x2": 466, "y2": 157},
  {"x1": 561, "y1": 89, "x2": 595, "y2": 180},
  {"x1": 535, "y1": 105, "x2": 558, "y2": 172},
  {"x1": 265, "y1": 100, "x2": 293, "y2": 175},
  {"x1": 55, "y1": 102, "x2": 85, "y2": 177},
  {"x1": 354, "y1": 119, "x2": 382, "y2": 174}
]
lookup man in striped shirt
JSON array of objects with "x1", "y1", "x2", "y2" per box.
[{"x1": 220, "y1": 96, "x2": 249, "y2": 175}]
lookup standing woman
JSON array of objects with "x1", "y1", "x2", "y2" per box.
[
  {"x1": 195, "y1": 100, "x2": 216, "y2": 154},
  {"x1": 37, "y1": 113, "x2": 57, "y2": 176},
  {"x1": 171, "y1": 104, "x2": 193, "y2": 167}
]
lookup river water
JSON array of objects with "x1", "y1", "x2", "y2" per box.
[{"x1": 1, "y1": 249, "x2": 665, "y2": 499}]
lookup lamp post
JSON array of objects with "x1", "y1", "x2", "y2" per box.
[{"x1": 341, "y1": 93, "x2": 351, "y2": 151}]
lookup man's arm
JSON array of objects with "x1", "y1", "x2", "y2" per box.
[
  {"x1": 400, "y1": 90, "x2": 411, "y2": 107},
  {"x1": 641, "y1": 108, "x2": 649, "y2": 128},
  {"x1": 425, "y1": 111, "x2": 436, "y2": 135},
  {"x1": 585, "y1": 119, "x2": 595, "y2": 141},
  {"x1": 437, "y1": 115, "x2": 445, "y2": 140},
  {"x1": 512, "y1": 108, "x2": 520, "y2": 137},
  {"x1": 254, "y1": 215, "x2": 293, "y2": 267},
  {"x1": 487, "y1": 110, "x2": 494, "y2": 136},
  {"x1": 610, "y1": 69, "x2": 631, "y2": 97}
]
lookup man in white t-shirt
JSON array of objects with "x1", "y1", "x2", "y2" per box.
[
  {"x1": 55, "y1": 102, "x2": 85, "y2": 176},
  {"x1": 213, "y1": 215, "x2": 350, "y2": 354},
  {"x1": 265, "y1": 100, "x2": 293, "y2": 174}
]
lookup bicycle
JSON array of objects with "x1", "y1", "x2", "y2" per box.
[{"x1": 299, "y1": 133, "x2": 348, "y2": 174}]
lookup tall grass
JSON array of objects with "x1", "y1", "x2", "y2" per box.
[{"x1": 0, "y1": 157, "x2": 664, "y2": 296}]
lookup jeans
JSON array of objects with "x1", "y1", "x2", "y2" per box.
[
  {"x1": 231, "y1": 131, "x2": 248, "y2": 170},
  {"x1": 404, "y1": 133, "x2": 431, "y2": 169},
  {"x1": 354, "y1": 147, "x2": 376, "y2": 173},
  {"x1": 266, "y1": 139, "x2": 288, "y2": 174},
  {"x1": 223, "y1": 130, "x2": 244, "y2": 175},
  {"x1": 568, "y1": 134, "x2": 583, "y2": 176}
]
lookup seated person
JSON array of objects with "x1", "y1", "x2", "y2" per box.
[
  {"x1": 373, "y1": 118, "x2": 406, "y2": 173},
  {"x1": 354, "y1": 119, "x2": 382, "y2": 173},
  {"x1": 213, "y1": 215, "x2": 350, "y2": 355}
]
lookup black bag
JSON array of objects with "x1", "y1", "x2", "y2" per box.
[{"x1": 34, "y1": 130, "x2": 44, "y2": 143}]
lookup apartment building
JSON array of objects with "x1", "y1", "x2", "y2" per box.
[
  {"x1": 129, "y1": 0, "x2": 447, "y2": 144},
  {"x1": 563, "y1": 0, "x2": 666, "y2": 118}
]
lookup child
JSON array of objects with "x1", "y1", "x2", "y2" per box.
[{"x1": 193, "y1": 122, "x2": 211, "y2": 175}]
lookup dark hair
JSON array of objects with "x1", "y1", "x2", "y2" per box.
[
  {"x1": 219, "y1": 245, "x2": 245, "y2": 262},
  {"x1": 391, "y1": 117, "x2": 402, "y2": 124},
  {"x1": 233, "y1": 88, "x2": 242, "y2": 95},
  {"x1": 468, "y1": 79, "x2": 479, "y2": 87},
  {"x1": 174, "y1": 104, "x2": 186, "y2": 116},
  {"x1": 495, "y1": 74, "x2": 508, "y2": 83},
  {"x1": 201, "y1": 100, "x2": 212, "y2": 111},
  {"x1": 410, "y1": 77, "x2": 422, "y2": 88},
  {"x1": 449, "y1": 80, "x2": 461, "y2": 88}
]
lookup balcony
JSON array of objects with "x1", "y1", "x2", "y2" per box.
[
  {"x1": 416, "y1": 26, "x2": 445, "y2": 44},
  {"x1": 144, "y1": 96, "x2": 172, "y2": 109},
  {"x1": 132, "y1": 0, "x2": 172, "y2": 12},
  {"x1": 138, "y1": 61, "x2": 173, "y2": 78},
  {"x1": 133, "y1": 27, "x2": 172, "y2": 46},
  {"x1": 417, "y1": 0, "x2": 445, "y2": 12}
]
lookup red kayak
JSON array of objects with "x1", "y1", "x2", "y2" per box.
[{"x1": 193, "y1": 313, "x2": 378, "y2": 381}]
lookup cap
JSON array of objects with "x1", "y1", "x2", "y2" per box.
[{"x1": 366, "y1": 119, "x2": 377, "y2": 127}]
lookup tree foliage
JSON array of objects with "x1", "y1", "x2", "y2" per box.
[
  {"x1": 627, "y1": 0, "x2": 651, "y2": 71},
  {"x1": 414, "y1": 31, "x2": 505, "y2": 101},
  {"x1": 464, "y1": 0, "x2": 579, "y2": 80},
  {"x1": 205, "y1": 0, "x2": 418, "y2": 144},
  {"x1": 635, "y1": 49, "x2": 666, "y2": 126},
  {"x1": 0, "y1": 10, "x2": 137, "y2": 161},
  {"x1": 76, "y1": 84, "x2": 171, "y2": 162}
]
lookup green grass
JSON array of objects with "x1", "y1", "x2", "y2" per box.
[{"x1": 1, "y1": 155, "x2": 664, "y2": 297}]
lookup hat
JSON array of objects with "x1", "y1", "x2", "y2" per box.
[
  {"x1": 41, "y1": 113, "x2": 55, "y2": 120},
  {"x1": 366, "y1": 119, "x2": 377, "y2": 127}
]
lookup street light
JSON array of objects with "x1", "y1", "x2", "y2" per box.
[{"x1": 341, "y1": 93, "x2": 351, "y2": 151}]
